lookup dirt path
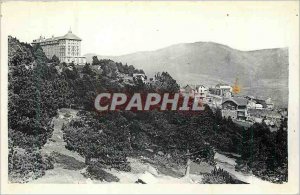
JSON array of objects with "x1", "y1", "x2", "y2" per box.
[
  {"x1": 30, "y1": 109, "x2": 94, "y2": 184},
  {"x1": 214, "y1": 152, "x2": 271, "y2": 184},
  {"x1": 30, "y1": 108, "x2": 269, "y2": 184},
  {"x1": 29, "y1": 108, "x2": 203, "y2": 183}
]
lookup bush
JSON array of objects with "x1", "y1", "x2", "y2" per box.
[
  {"x1": 64, "y1": 112, "x2": 72, "y2": 118},
  {"x1": 236, "y1": 120, "x2": 288, "y2": 183},
  {"x1": 202, "y1": 167, "x2": 241, "y2": 184},
  {"x1": 252, "y1": 162, "x2": 288, "y2": 183},
  {"x1": 63, "y1": 112, "x2": 132, "y2": 172},
  {"x1": 8, "y1": 148, "x2": 54, "y2": 183},
  {"x1": 85, "y1": 163, "x2": 120, "y2": 182},
  {"x1": 96, "y1": 156, "x2": 131, "y2": 172},
  {"x1": 9, "y1": 129, "x2": 52, "y2": 149}
]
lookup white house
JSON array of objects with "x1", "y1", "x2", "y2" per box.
[
  {"x1": 255, "y1": 104, "x2": 263, "y2": 110},
  {"x1": 265, "y1": 98, "x2": 274, "y2": 110},
  {"x1": 133, "y1": 73, "x2": 147, "y2": 83},
  {"x1": 247, "y1": 100, "x2": 256, "y2": 109},
  {"x1": 194, "y1": 85, "x2": 208, "y2": 103},
  {"x1": 209, "y1": 83, "x2": 233, "y2": 98}
]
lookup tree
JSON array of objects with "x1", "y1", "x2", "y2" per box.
[
  {"x1": 274, "y1": 118, "x2": 287, "y2": 172},
  {"x1": 92, "y1": 56, "x2": 100, "y2": 65},
  {"x1": 51, "y1": 55, "x2": 60, "y2": 66},
  {"x1": 235, "y1": 120, "x2": 288, "y2": 182},
  {"x1": 63, "y1": 112, "x2": 131, "y2": 171},
  {"x1": 127, "y1": 65, "x2": 135, "y2": 76},
  {"x1": 82, "y1": 63, "x2": 96, "y2": 77},
  {"x1": 215, "y1": 108, "x2": 223, "y2": 121},
  {"x1": 8, "y1": 37, "x2": 58, "y2": 149},
  {"x1": 150, "y1": 72, "x2": 179, "y2": 93},
  {"x1": 174, "y1": 123, "x2": 215, "y2": 177}
]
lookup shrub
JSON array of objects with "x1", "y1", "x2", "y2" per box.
[
  {"x1": 85, "y1": 163, "x2": 120, "y2": 182},
  {"x1": 92, "y1": 156, "x2": 131, "y2": 172},
  {"x1": 8, "y1": 129, "x2": 52, "y2": 149},
  {"x1": 8, "y1": 148, "x2": 54, "y2": 183},
  {"x1": 202, "y1": 167, "x2": 241, "y2": 184},
  {"x1": 64, "y1": 112, "x2": 71, "y2": 118},
  {"x1": 63, "y1": 112, "x2": 132, "y2": 172}
]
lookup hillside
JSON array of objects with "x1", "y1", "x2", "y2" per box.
[
  {"x1": 85, "y1": 42, "x2": 289, "y2": 107},
  {"x1": 8, "y1": 36, "x2": 288, "y2": 184}
]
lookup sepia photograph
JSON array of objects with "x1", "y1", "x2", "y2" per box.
[{"x1": 0, "y1": 1, "x2": 299, "y2": 194}]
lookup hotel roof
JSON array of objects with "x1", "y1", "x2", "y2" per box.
[
  {"x1": 32, "y1": 30, "x2": 82, "y2": 43},
  {"x1": 61, "y1": 30, "x2": 82, "y2": 41}
]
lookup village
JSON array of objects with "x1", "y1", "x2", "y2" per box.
[
  {"x1": 179, "y1": 81, "x2": 288, "y2": 131},
  {"x1": 130, "y1": 73, "x2": 287, "y2": 131},
  {"x1": 122, "y1": 73, "x2": 288, "y2": 131}
]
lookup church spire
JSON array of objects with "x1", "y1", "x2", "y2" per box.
[{"x1": 68, "y1": 26, "x2": 72, "y2": 33}]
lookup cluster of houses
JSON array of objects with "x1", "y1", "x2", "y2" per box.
[
  {"x1": 127, "y1": 72, "x2": 287, "y2": 130},
  {"x1": 180, "y1": 83, "x2": 287, "y2": 130}
]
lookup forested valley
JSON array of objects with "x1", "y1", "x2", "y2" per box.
[{"x1": 8, "y1": 36, "x2": 287, "y2": 184}]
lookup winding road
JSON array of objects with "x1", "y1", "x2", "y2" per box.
[{"x1": 214, "y1": 152, "x2": 271, "y2": 184}]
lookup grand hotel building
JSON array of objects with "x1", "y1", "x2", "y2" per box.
[{"x1": 32, "y1": 30, "x2": 86, "y2": 65}]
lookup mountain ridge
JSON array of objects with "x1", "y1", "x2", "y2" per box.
[
  {"x1": 85, "y1": 41, "x2": 288, "y2": 58},
  {"x1": 84, "y1": 41, "x2": 288, "y2": 106}
]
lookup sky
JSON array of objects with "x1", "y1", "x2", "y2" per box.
[{"x1": 1, "y1": 1, "x2": 299, "y2": 56}]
